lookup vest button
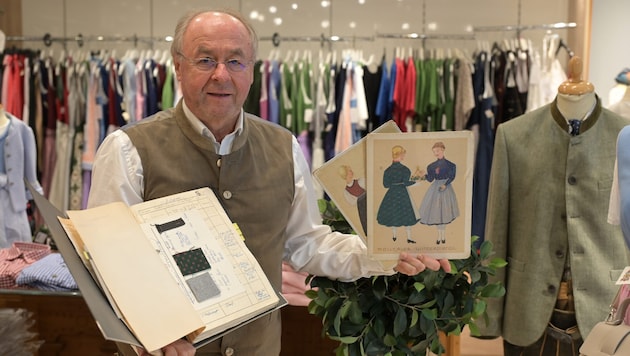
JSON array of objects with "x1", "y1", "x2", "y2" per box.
[
  {"x1": 567, "y1": 176, "x2": 577, "y2": 185},
  {"x1": 217, "y1": 158, "x2": 221, "y2": 167},
  {"x1": 224, "y1": 347, "x2": 235, "y2": 356},
  {"x1": 223, "y1": 190, "x2": 232, "y2": 199}
]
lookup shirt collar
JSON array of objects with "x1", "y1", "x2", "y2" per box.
[{"x1": 181, "y1": 100, "x2": 244, "y2": 155}]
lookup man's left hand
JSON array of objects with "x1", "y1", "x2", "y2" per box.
[{"x1": 395, "y1": 252, "x2": 451, "y2": 276}]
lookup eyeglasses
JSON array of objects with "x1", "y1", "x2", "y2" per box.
[{"x1": 177, "y1": 53, "x2": 251, "y2": 73}]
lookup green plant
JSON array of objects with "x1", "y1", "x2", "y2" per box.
[{"x1": 308, "y1": 199, "x2": 506, "y2": 356}]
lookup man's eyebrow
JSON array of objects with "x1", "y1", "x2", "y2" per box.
[{"x1": 194, "y1": 48, "x2": 247, "y2": 58}]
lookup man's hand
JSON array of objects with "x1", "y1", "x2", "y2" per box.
[
  {"x1": 138, "y1": 339, "x2": 196, "y2": 356},
  {"x1": 395, "y1": 252, "x2": 451, "y2": 276}
]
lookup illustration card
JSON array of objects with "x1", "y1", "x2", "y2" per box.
[
  {"x1": 313, "y1": 120, "x2": 401, "y2": 242},
  {"x1": 366, "y1": 131, "x2": 474, "y2": 260}
]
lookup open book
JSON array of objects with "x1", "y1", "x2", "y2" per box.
[{"x1": 28, "y1": 184, "x2": 285, "y2": 354}]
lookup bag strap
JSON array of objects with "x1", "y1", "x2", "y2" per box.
[{"x1": 607, "y1": 296, "x2": 630, "y2": 326}]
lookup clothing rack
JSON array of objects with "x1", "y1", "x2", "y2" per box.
[
  {"x1": 473, "y1": 22, "x2": 577, "y2": 38},
  {"x1": 375, "y1": 32, "x2": 476, "y2": 41},
  {"x1": 6, "y1": 33, "x2": 171, "y2": 48},
  {"x1": 259, "y1": 32, "x2": 374, "y2": 49}
]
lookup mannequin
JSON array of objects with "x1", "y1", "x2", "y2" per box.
[
  {"x1": 607, "y1": 69, "x2": 630, "y2": 119},
  {"x1": 556, "y1": 56, "x2": 597, "y2": 134},
  {"x1": 0, "y1": 109, "x2": 44, "y2": 248},
  {"x1": 478, "y1": 55, "x2": 630, "y2": 356}
]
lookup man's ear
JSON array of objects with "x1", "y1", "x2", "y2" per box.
[{"x1": 173, "y1": 58, "x2": 182, "y2": 82}]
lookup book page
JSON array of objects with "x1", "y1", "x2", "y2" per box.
[
  {"x1": 65, "y1": 202, "x2": 204, "y2": 353},
  {"x1": 129, "y1": 188, "x2": 280, "y2": 342},
  {"x1": 58, "y1": 217, "x2": 124, "y2": 320}
]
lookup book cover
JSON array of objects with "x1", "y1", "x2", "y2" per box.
[{"x1": 366, "y1": 131, "x2": 474, "y2": 261}]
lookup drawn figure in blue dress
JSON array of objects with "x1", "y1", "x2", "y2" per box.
[
  {"x1": 376, "y1": 145, "x2": 419, "y2": 244},
  {"x1": 338, "y1": 164, "x2": 367, "y2": 236},
  {"x1": 416, "y1": 141, "x2": 459, "y2": 245}
]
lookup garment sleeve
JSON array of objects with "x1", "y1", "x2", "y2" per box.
[
  {"x1": 608, "y1": 157, "x2": 620, "y2": 225},
  {"x1": 22, "y1": 123, "x2": 43, "y2": 198},
  {"x1": 476, "y1": 124, "x2": 509, "y2": 337},
  {"x1": 86, "y1": 129, "x2": 144, "y2": 208},
  {"x1": 283, "y1": 136, "x2": 395, "y2": 282}
]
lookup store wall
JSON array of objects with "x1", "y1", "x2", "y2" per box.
[
  {"x1": 590, "y1": 0, "x2": 630, "y2": 106},
  {"x1": 16, "y1": 0, "x2": 573, "y2": 66}
]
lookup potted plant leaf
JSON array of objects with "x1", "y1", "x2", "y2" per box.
[{"x1": 307, "y1": 199, "x2": 506, "y2": 356}]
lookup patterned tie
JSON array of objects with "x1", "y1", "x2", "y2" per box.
[{"x1": 568, "y1": 119, "x2": 581, "y2": 136}]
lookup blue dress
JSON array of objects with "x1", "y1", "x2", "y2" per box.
[
  {"x1": 376, "y1": 161, "x2": 418, "y2": 227},
  {"x1": 418, "y1": 158, "x2": 460, "y2": 225}
]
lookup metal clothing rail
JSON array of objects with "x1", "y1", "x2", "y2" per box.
[
  {"x1": 259, "y1": 32, "x2": 374, "y2": 48},
  {"x1": 473, "y1": 22, "x2": 577, "y2": 37},
  {"x1": 375, "y1": 32, "x2": 476, "y2": 41},
  {"x1": 6, "y1": 33, "x2": 172, "y2": 48}
]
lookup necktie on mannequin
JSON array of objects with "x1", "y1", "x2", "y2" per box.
[{"x1": 568, "y1": 119, "x2": 581, "y2": 136}]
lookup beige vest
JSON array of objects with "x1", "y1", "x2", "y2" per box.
[{"x1": 125, "y1": 103, "x2": 294, "y2": 354}]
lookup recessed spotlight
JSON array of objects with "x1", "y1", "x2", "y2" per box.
[
  {"x1": 291, "y1": 3, "x2": 298, "y2": 10},
  {"x1": 274, "y1": 17, "x2": 283, "y2": 26},
  {"x1": 321, "y1": 20, "x2": 330, "y2": 29},
  {"x1": 321, "y1": 1, "x2": 330, "y2": 8},
  {"x1": 269, "y1": 6, "x2": 277, "y2": 14}
]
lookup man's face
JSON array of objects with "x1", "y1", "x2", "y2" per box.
[{"x1": 174, "y1": 12, "x2": 254, "y2": 126}]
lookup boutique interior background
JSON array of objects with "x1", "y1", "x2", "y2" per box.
[
  {"x1": 6, "y1": 1, "x2": 574, "y2": 74},
  {"x1": 0, "y1": 1, "x2": 626, "y2": 104}
]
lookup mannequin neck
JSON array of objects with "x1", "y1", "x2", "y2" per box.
[{"x1": 556, "y1": 92, "x2": 597, "y2": 121}]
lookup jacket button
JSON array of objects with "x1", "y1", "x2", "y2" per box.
[
  {"x1": 555, "y1": 250, "x2": 564, "y2": 258},
  {"x1": 223, "y1": 190, "x2": 232, "y2": 199},
  {"x1": 217, "y1": 158, "x2": 221, "y2": 167},
  {"x1": 547, "y1": 285, "x2": 556, "y2": 294},
  {"x1": 224, "y1": 347, "x2": 235, "y2": 356},
  {"x1": 567, "y1": 176, "x2": 577, "y2": 185}
]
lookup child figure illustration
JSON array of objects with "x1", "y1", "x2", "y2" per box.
[
  {"x1": 338, "y1": 165, "x2": 367, "y2": 236},
  {"x1": 416, "y1": 141, "x2": 459, "y2": 244},
  {"x1": 376, "y1": 145, "x2": 419, "y2": 244}
]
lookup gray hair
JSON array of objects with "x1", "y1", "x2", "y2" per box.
[{"x1": 170, "y1": 8, "x2": 259, "y2": 59}]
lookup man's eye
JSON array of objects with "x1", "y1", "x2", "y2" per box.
[
  {"x1": 226, "y1": 59, "x2": 241, "y2": 66},
  {"x1": 197, "y1": 58, "x2": 214, "y2": 65}
]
